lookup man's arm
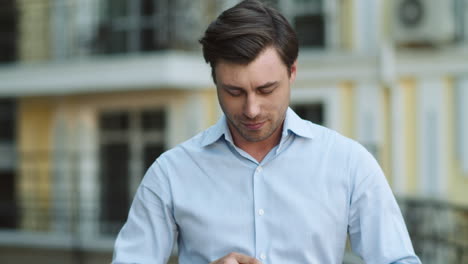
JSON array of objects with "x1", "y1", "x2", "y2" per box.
[
  {"x1": 347, "y1": 145, "x2": 421, "y2": 264},
  {"x1": 113, "y1": 161, "x2": 177, "y2": 264}
]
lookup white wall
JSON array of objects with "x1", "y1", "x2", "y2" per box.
[{"x1": 417, "y1": 78, "x2": 448, "y2": 197}]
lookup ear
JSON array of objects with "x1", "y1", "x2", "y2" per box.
[{"x1": 289, "y1": 60, "x2": 298, "y2": 84}]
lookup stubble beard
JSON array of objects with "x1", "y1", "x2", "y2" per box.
[{"x1": 227, "y1": 114, "x2": 284, "y2": 143}]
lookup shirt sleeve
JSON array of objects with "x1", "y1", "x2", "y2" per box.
[
  {"x1": 347, "y1": 144, "x2": 421, "y2": 264},
  {"x1": 112, "y1": 160, "x2": 177, "y2": 264}
]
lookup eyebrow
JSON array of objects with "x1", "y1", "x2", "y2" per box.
[
  {"x1": 257, "y1": 81, "x2": 278, "y2": 89},
  {"x1": 220, "y1": 81, "x2": 278, "y2": 90}
]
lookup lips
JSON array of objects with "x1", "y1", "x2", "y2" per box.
[{"x1": 243, "y1": 121, "x2": 265, "y2": 130}]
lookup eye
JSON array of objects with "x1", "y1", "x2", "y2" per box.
[
  {"x1": 259, "y1": 86, "x2": 275, "y2": 95},
  {"x1": 227, "y1": 88, "x2": 243, "y2": 96}
]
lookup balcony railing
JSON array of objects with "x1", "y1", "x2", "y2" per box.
[
  {"x1": 399, "y1": 197, "x2": 468, "y2": 264},
  {"x1": 0, "y1": 0, "x2": 208, "y2": 64}
]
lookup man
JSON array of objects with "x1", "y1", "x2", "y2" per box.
[{"x1": 113, "y1": 1, "x2": 421, "y2": 263}]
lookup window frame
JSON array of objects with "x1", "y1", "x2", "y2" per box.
[
  {"x1": 277, "y1": 0, "x2": 333, "y2": 49},
  {"x1": 99, "y1": 0, "x2": 171, "y2": 53},
  {"x1": 290, "y1": 85, "x2": 340, "y2": 130},
  {"x1": 97, "y1": 107, "x2": 167, "y2": 235},
  {"x1": 0, "y1": 0, "x2": 18, "y2": 62}
]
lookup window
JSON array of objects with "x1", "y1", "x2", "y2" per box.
[
  {"x1": 280, "y1": 0, "x2": 325, "y2": 48},
  {"x1": 95, "y1": 0, "x2": 200, "y2": 54},
  {"x1": 454, "y1": 0, "x2": 467, "y2": 42},
  {"x1": 292, "y1": 103, "x2": 324, "y2": 125},
  {"x1": 294, "y1": 13, "x2": 325, "y2": 47},
  {"x1": 0, "y1": 99, "x2": 16, "y2": 141},
  {"x1": 260, "y1": 0, "x2": 279, "y2": 8},
  {"x1": 98, "y1": 108, "x2": 166, "y2": 235},
  {"x1": 0, "y1": 0, "x2": 17, "y2": 62},
  {"x1": 0, "y1": 98, "x2": 17, "y2": 229},
  {"x1": 95, "y1": 0, "x2": 168, "y2": 53}
]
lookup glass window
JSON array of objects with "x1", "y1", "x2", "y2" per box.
[
  {"x1": 98, "y1": 108, "x2": 166, "y2": 235},
  {"x1": 280, "y1": 0, "x2": 325, "y2": 48},
  {"x1": 99, "y1": 111, "x2": 129, "y2": 131},
  {"x1": 94, "y1": 0, "x2": 202, "y2": 54},
  {"x1": 0, "y1": 0, "x2": 17, "y2": 62},
  {"x1": 0, "y1": 98, "x2": 17, "y2": 229},
  {"x1": 109, "y1": 0, "x2": 129, "y2": 18},
  {"x1": 99, "y1": 143, "x2": 130, "y2": 235},
  {"x1": 97, "y1": 0, "x2": 170, "y2": 53},
  {"x1": 0, "y1": 171, "x2": 17, "y2": 229},
  {"x1": 141, "y1": 109, "x2": 166, "y2": 131},
  {"x1": 108, "y1": 30, "x2": 128, "y2": 54},
  {"x1": 294, "y1": 14, "x2": 325, "y2": 47},
  {"x1": 140, "y1": 28, "x2": 156, "y2": 51},
  {"x1": 140, "y1": 0, "x2": 155, "y2": 16},
  {"x1": 144, "y1": 144, "x2": 165, "y2": 169},
  {"x1": 292, "y1": 103, "x2": 324, "y2": 125},
  {"x1": 0, "y1": 99, "x2": 16, "y2": 141},
  {"x1": 260, "y1": 0, "x2": 280, "y2": 8},
  {"x1": 454, "y1": 0, "x2": 466, "y2": 42}
]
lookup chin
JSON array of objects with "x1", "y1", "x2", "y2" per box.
[{"x1": 242, "y1": 132, "x2": 271, "y2": 142}]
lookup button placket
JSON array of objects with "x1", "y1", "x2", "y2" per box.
[{"x1": 253, "y1": 164, "x2": 268, "y2": 263}]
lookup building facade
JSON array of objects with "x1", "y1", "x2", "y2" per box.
[{"x1": 1, "y1": 0, "x2": 468, "y2": 263}]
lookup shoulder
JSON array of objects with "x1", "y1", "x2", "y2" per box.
[
  {"x1": 319, "y1": 128, "x2": 385, "y2": 189},
  {"x1": 151, "y1": 123, "x2": 222, "y2": 170},
  {"x1": 309, "y1": 125, "x2": 387, "y2": 197},
  {"x1": 306, "y1": 122, "x2": 379, "y2": 174},
  {"x1": 141, "y1": 127, "x2": 213, "y2": 186},
  {"x1": 305, "y1": 122, "x2": 362, "y2": 154},
  {"x1": 160, "y1": 129, "x2": 209, "y2": 161}
]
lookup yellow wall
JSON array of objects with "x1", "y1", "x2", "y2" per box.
[
  {"x1": 338, "y1": 81, "x2": 355, "y2": 139},
  {"x1": 59, "y1": 88, "x2": 218, "y2": 127},
  {"x1": 340, "y1": 0, "x2": 354, "y2": 51},
  {"x1": 397, "y1": 78, "x2": 418, "y2": 194},
  {"x1": 18, "y1": 97, "x2": 55, "y2": 231},
  {"x1": 381, "y1": 86, "x2": 392, "y2": 183},
  {"x1": 403, "y1": 79, "x2": 418, "y2": 193},
  {"x1": 201, "y1": 88, "x2": 220, "y2": 127}
]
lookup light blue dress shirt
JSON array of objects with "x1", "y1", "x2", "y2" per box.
[{"x1": 113, "y1": 108, "x2": 421, "y2": 264}]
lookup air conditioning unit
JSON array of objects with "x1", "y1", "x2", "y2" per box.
[{"x1": 393, "y1": 0, "x2": 456, "y2": 45}]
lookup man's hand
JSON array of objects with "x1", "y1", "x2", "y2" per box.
[{"x1": 209, "y1": 252, "x2": 262, "y2": 264}]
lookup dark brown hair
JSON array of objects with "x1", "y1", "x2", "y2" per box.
[{"x1": 199, "y1": 0, "x2": 298, "y2": 82}]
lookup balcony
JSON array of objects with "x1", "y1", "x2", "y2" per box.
[{"x1": 399, "y1": 197, "x2": 468, "y2": 264}]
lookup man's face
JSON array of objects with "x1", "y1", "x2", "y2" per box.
[{"x1": 215, "y1": 46, "x2": 297, "y2": 145}]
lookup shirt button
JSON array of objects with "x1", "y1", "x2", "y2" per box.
[
  {"x1": 258, "y1": 209, "x2": 265, "y2": 216},
  {"x1": 260, "y1": 253, "x2": 266, "y2": 260},
  {"x1": 256, "y1": 166, "x2": 263, "y2": 173}
]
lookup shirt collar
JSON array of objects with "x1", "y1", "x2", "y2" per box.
[
  {"x1": 201, "y1": 115, "x2": 233, "y2": 147},
  {"x1": 282, "y1": 107, "x2": 315, "y2": 139},
  {"x1": 201, "y1": 107, "x2": 315, "y2": 147}
]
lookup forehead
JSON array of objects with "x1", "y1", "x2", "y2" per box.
[{"x1": 214, "y1": 47, "x2": 288, "y2": 85}]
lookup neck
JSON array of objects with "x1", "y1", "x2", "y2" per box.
[{"x1": 230, "y1": 124, "x2": 283, "y2": 163}]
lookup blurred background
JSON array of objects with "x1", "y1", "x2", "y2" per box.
[{"x1": 0, "y1": 0, "x2": 467, "y2": 263}]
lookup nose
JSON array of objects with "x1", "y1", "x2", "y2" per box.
[{"x1": 243, "y1": 94, "x2": 261, "y2": 119}]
